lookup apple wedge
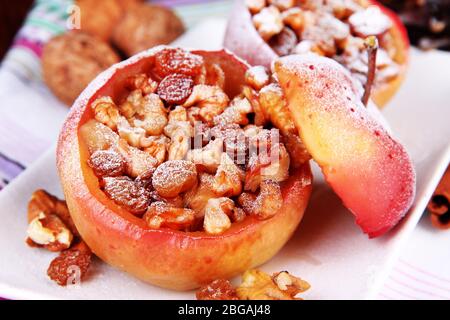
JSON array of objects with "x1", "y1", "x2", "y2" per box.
[{"x1": 274, "y1": 54, "x2": 415, "y2": 237}]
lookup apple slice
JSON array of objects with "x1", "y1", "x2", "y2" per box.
[{"x1": 274, "y1": 54, "x2": 415, "y2": 237}]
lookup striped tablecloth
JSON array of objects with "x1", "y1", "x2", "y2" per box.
[{"x1": 0, "y1": 0, "x2": 448, "y2": 300}]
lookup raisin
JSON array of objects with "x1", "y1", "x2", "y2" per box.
[
  {"x1": 196, "y1": 279, "x2": 239, "y2": 300},
  {"x1": 88, "y1": 150, "x2": 126, "y2": 177},
  {"x1": 102, "y1": 176, "x2": 150, "y2": 214},
  {"x1": 157, "y1": 73, "x2": 194, "y2": 105},
  {"x1": 154, "y1": 48, "x2": 204, "y2": 79},
  {"x1": 47, "y1": 241, "x2": 92, "y2": 286},
  {"x1": 269, "y1": 27, "x2": 298, "y2": 56}
]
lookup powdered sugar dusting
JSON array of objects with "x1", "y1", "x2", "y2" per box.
[{"x1": 275, "y1": 54, "x2": 415, "y2": 237}]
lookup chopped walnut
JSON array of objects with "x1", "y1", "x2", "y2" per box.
[
  {"x1": 27, "y1": 212, "x2": 73, "y2": 252},
  {"x1": 184, "y1": 173, "x2": 217, "y2": 217},
  {"x1": 27, "y1": 190, "x2": 78, "y2": 237},
  {"x1": 47, "y1": 241, "x2": 92, "y2": 286},
  {"x1": 253, "y1": 6, "x2": 284, "y2": 41},
  {"x1": 213, "y1": 153, "x2": 244, "y2": 197},
  {"x1": 245, "y1": 139, "x2": 290, "y2": 192},
  {"x1": 210, "y1": 124, "x2": 248, "y2": 166},
  {"x1": 187, "y1": 138, "x2": 224, "y2": 173},
  {"x1": 152, "y1": 160, "x2": 198, "y2": 198},
  {"x1": 236, "y1": 269, "x2": 310, "y2": 300},
  {"x1": 273, "y1": 271, "x2": 311, "y2": 296},
  {"x1": 281, "y1": 7, "x2": 304, "y2": 34},
  {"x1": 183, "y1": 85, "x2": 230, "y2": 125},
  {"x1": 92, "y1": 96, "x2": 121, "y2": 130},
  {"x1": 197, "y1": 279, "x2": 239, "y2": 300},
  {"x1": 144, "y1": 202, "x2": 195, "y2": 231},
  {"x1": 142, "y1": 135, "x2": 169, "y2": 165},
  {"x1": 213, "y1": 96, "x2": 253, "y2": 126},
  {"x1": 258, "y1": 83, "x2": 310, "y2": 165},
  {"x1": 125, "y1": 73, "x2": 158, "y2": 95},
  {"x1": 132, "y1": 93, "x2": 168, "y2": 136},
  {"x1": 118, "y1": 89, "x2": 145, "y2": 119},
  {"x1": 117, "y1": 139, "x2": 158, "y2": 178},
  {"x1": 246, "y1": 0, "x2": 266, "y2": 14},
  {"x1": 269, "y1": 0, "x2": 294, "y2": 11},
  {"x1": 348, "y1": 6, "x2": 392, "y2": 38},
  {"x1": 254, "y1": 180, "x2": 283, "y2": 219},
  {"x1": 241, "y1": 179, "x2": 283, "y2": 219},
  {"x1": 164, "y1": 106, "x2": 194, "y2": 161},
  {"x1": 203, "y1": 198, "x2": 234, "y2": 235},
  {"x1": 245, "y1": 66, "x2": 270, "y2": 91},
  {"x1": 241, "y1": 85, "x2": 266, "y2": 126},
  {"x1": 116, "y1": 117, "x2": 148, "y2": 148},
  {"x1": 26, "y1": 190, "x2": 79, "y2": 252},
  {"x1": 302, "y1": 12, "x2": 350, "y2": 57},
  {"x1": 79, "y1": 119, "x2": 120, "y2": 154}
]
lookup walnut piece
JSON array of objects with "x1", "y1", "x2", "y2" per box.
[
  {"x1": 213, "y1": 96, "x2": 253, "y2": 126},
  {"x1": 348, "y1": 6, "x2": 392, "y2": 38},
  {"x1": 253, "y1": 6, "x2": 284, "y2": 41},
  {"x1": 203, "y1": 198, "x2": 234, "y2": 235},
  {"x1": 144, "y1": 202, "x2": 195, "y2": 231},
  {"x1": 27, "y1": 212, "x2": 73, "y2": 252},
  {"x1": 26, "y1": 190, "x2": 78, "y2": 251},
  {"x1": 92, "y1": 96, "x2": 121, "y2": 131},
  {"x1": 117, "y1": 139, "x2": 158, "y2": 178},
  {"x1": 246, "y1": 0, "x2": 266, "y2": 14},
  {"x1": 236, "y1": 269, "x2": 310, "y2": 300},
  {"x1": 245, "y1": 66, "x2": 270, "y2": 91},
  {"x1": 213, "y1": 153, "x2": 244, "y2": 197},
  {"x1": 183, "y1": 173, "x2": 217, "y2": 218},
  {"x1": 183, "y1": 85, "x2": 230, "y2": 125},
  {"x1": 131, "y1": 93, "x2": 168, "y2": 136},
  {"x1": 186, "y1": 138, "x2": 224, "y2": 173}
]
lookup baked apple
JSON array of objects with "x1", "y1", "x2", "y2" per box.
[
  {"x1": 273, "y1": 53, "x2": 415, "y2": 238},
  {"x1": 224, "y1": 0, "x2": 409, "y2": 107},
  {"x1": 57, "y1": 47, "x2": 313, "y2": 290}
]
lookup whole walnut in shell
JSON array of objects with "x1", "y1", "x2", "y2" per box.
[
  {"x1": 76, "y1": 0, "x2": 122, "y2": 41},
  {"x1": 112, "y1": 4, "x2": 185, "y2": 57},
  {"x1": 42, "y1": 31, "x2": 120, "y2": 106}
]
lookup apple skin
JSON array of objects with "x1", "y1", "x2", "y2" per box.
[
  {"x1": 56, "y1": 46, "x2": 313, "y2": 290},
  {"x1": 274, "y1": 53, "x2": 415, "y2": 238},
  {"x1": 223, "y1": 0, "x2": 409, "y2": 108}
]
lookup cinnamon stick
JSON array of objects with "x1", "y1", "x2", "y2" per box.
[{"x1": 427, "y1": 165, "x2": 450, "y2": 229}]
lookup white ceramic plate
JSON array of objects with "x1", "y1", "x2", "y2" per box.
[{"x1": 0, "y1": 19, "x2": 449, "y2": 300}]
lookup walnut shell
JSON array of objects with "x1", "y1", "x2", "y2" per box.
[
  {"x1": 42, "y1": 31, "x2": 120, "y2": 106},
  {"x1": 112, "y1": 4, "x2": 185, "y2": 57}
]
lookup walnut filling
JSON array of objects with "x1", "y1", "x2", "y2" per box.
[
  {"x1": 80, "y1": 48, "x2": 309, "y2": 235},
  {"x1": 247, "y1": 0, "x2": 401, "y2": 88}
]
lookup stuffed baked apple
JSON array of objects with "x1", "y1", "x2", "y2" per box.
[
  {"x1": 57, "y1": 47, "x2": 313, "y2": 290},
  {"x1": 57, "y1": 46, "x2": 415, "y2": 291},
  {"x1": 224, "y1": 0, "x2": 409, "y2": 107}
]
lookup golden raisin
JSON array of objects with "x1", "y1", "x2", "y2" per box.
[
  {"x1": 102, "y1": 176, "x2": 150, "y2": 214},
  {"x1": 154, "y1": 48, "x2": 204, "y2": 79}
]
